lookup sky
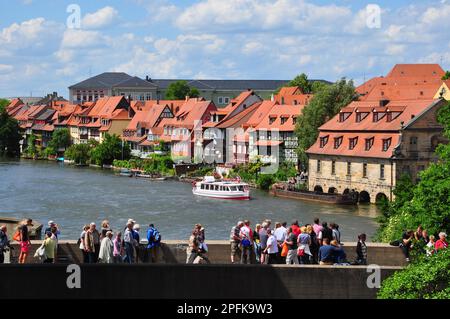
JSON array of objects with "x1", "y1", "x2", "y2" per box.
[{"x1": 0, "y1": 0, "x2": 449, "y2": 99}]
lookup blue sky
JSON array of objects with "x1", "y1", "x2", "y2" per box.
[{"x1": 0, "y1": 0, "x2": 449, "y2": 98}]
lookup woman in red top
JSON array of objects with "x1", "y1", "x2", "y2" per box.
[
  {"x1": 18, "y1": 224, "x2": 31, "y2": 264},
  {"x1": 435, "y1": 232, "x2": 448, "y2": 251}
]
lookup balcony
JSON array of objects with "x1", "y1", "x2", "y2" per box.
[{"x1": 80, "y1": 134, "x2": 89, "y2": 140}]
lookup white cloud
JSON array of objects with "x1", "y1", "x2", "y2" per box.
[
  {"x1": 0, "y1": 64, "x2": 13, "y2": 74},
  {"x1": 82, "y1": 6, "x2": 119, "y2": 29},
  {"x1": 242, "y1": 41, "x2": 264, "y2": 55},
  {"x1": 385, "y1": 44, "x2": 406, "y2": 56},
  {"x1": 61, "y1": 29, "x2": 108, "y2": 49}
]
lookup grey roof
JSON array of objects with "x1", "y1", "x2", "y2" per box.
[
  {"x1": 69, "y1": 72, "x2": 331, "y2": 92},
  {"x1": 113, "y1": 76, "x2": 158, "y2": 88},
  {"x1": 35, "y1": 109, "x2": 56, "y2": 121},
  {"x1": 69, "y1": 72, "x2": 133, "y2": 89}
]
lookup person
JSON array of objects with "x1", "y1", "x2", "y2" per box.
[
  {"x1": 318, "y1": 222, "x2": 333, "y2": 246},
  {"x1": 196, "y1": 224, "x2": 209, "y2": 258},
  {"x1": 50, "y1": 225, "x2": 59, "y2": 263},
  {"x1": 45, "y1": 221, "x2": 60, "y2": 239},
  {"x1": 123, "y1": 221, "x2": 136, "y2": 264},
  {"x1": 84, "y1": 223, "x2": 96, "y2": 263},
  {"x1": 259, "y1": 222, "x2": 269, "y2": 264},
  {"x1": 240, "y1": 220, "x2": 253, "y2": 264},
  {"x1": 253, "y1": 224, "x2": 261, "y2": 263},
  {"x1": 274, "y1": 222, "x2": 287, "y2": 263},
  {"x1": 285, "y1": 227, "x2": 299, "y2": 264},
  {"x1": 400, "y1": 230, "x2": 414, "y2": 262},
  {"x1": 330, "y1": 240, "x2": 347, "y2": 264},
  {"x1": 18, "y1": 224, "x2": 31, "y2": 264},
  {"x1": 230, "y1": 221, "x2": 243, "y2": 264},
  {"x1": 113, "y1": 232, "x2": 123, "y2": 263},
  {"x1": 186, "y1": 229, "x2": 200, "y2": 264},
  {"x1": 318, "y1": 238, "x2": 336, "y2": 265},
  {"x1": 330, "y1": 223, "x2": 341, "y2": 244},
  {"x1": 291, "y1": 220, "x2": 301, "y2": 237},
  {"x1": 435, "y1": 232, "x2": 448, "y2": 251},
  {"x1": 132, "y1": 224, "x2": 141, "y2": 263},
  {"x1": 98, "y1": 231, "x2": 114, "y2": 263},
  {"x1": 0, "y1": 225, "x2": 10, "y2": 264},
  {"x1": 90, "y1": 223, "x2": 101, "y2": 263},
  {"x1": 426, "y1": 235, "x2": 436, "y2": 257},
  {"x1": 100, "y1": 220, "x2": 112, "y2": 240},
  {"x1": 146, "y1": 224, "x2": 161, "y2": 263},
  {"x1": 421, "y1": 229, "x2": 430, "y2": 244},
  {"x1": 264, "y1": 229, "x2": 278, "y2": 264},
  {"x1": 79, "y1": 225, "x2": 90, "y2": 263},
  {"x1": 42, "y1": 231, "x2": 56, "y2": 263},
  {"x1": 307, "y1": 225, "x2": 319, "y2": 264},
  {"x1": 313, "y1": 218, "x2": 322, "y2": 238},
  {"x1": 355, "y1": 233, "x2": 368, "y2": 265},
  {"x1": 298, "y1": 226, "x2": 312, "y2": 264},
  {"x1": 414, "y1": 225, "x2": 424, "y2": 242}
]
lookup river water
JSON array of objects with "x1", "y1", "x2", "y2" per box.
[{"x1": 0, "y1": 159, "x2": 380, "y2": 241}]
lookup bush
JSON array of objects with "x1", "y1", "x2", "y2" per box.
[
  {"x1": 378, "y1": 249, "x2": 450, "y2": 299},
  {"x1": 257, "y1": 174, "x2": 275, "y2": 190}
]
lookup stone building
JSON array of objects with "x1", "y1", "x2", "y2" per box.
[{"x1": 307, "y1": 98, "x2": 447, "y2": 203}]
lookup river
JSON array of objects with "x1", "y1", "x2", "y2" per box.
[{"x1": 0, "y1": 159, "x2": 380, "y2": 241}]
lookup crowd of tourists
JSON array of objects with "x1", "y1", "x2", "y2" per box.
[
  {"x1": 228, "y1": 218, "x2": 366, "y2": 265},
  {"x1": 394, "y1": 226, "x2": 448, "y2": 262}
]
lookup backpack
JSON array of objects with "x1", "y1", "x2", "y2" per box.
[{"x1": 151, "y1": 228, "x2": 161, "y2": 243}]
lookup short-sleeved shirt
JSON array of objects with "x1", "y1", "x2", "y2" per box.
[
  {"x1": 266, "y1": 235, "x2": 278, "y2": 254},
  {"x1": 286, "y1": 233, "x2": 298, "y2": 250},
  {"x1": 230, "y1": 226, "x2": 240, "y2": 243},
  {"x1": 319, "y1": 245, "x2": 336, "y2": 262},
  {"x1": 313, "y1": 224, "x2": 323, "y2": 236},
  {"x1": 298, "y1": 233, "x2": 311, "y2": 245},
  {"x1": 274, "y1": 227, "x2": 287, "y2": 243},
  {"x1": 44, "y1": 237, "x2": 56, "y2": 259},
  {"x1": 259, "y1": 229, "x2": 268, "y2": 249}
]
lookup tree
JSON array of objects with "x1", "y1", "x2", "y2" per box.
[
  {"x1": 48, "y1": 128, "x2": 71, "y2": 151},
  {"x1": 165, "y1": 80, "x2": 200, "y2": 100},
  {"x1": 275, "y1": 73, "x2": 329, "y2": 94},
  {"x1": 442, "y1": 71, "x2": 450, "y2": 80},
  {"x1": 295, "y1": 78, "x2": 357, "y2": 167},
  {"x1": 0, "y1": 99, "x2": 9, "y2": 113},
  {"x1": 90, "y1": 133, "x2": 131, "y2": 166},
  {"x1": 0, "y1": 107, "x2": 21, "y2": 157},
  {"x1": 65, "y1": 143, "x2": 92, "y2": 165}
]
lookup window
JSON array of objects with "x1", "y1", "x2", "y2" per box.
[
  {"x1": 269, "y1": 116, "x2": 276, "y2": 125},
  {"x1": 281, "y1": 117, "x2": 288, "y2": 124},
  {"x1": 363, "y1": 163, "x2": 368, "y2": 178},
  {"x1": 292, "y1": 117, "x2": 297, "y2": 125},
  {"x1": 339, "y1": 112, "x2": 351, "y2": 122},
  {"x1": 347, "y1": 162, "x2": 351, "y2": 175},
  {"x1": 382, "y1": 138, "x2": 392, "y2": 152},
  {"x1": 331, "y1": 161, "x2": 336, "y2": 175},
  {"x1": 356, "y1": 112, "x2": 369, "y2": 122},
  {"x1": 410, "y1": 136, "x2": 418, "y2": 145},
  {"x1": 380, "y1": 164, "x2": 385, "y2": 179},
  {"x1": 349, "y1": 137, "x2": 358, "y2": 150},
  {"x1": 334, "y1": 136, "x2": 343, "y2": 149},
  {"x1": 373, "y1": 112, "x2": 386, "y2": 122},
  {"x1": 146, "y1": 93, "x2": 152, "y2": 101},
  {"x1": 365, "y1": 138, "x2": 374, "y2": 151},
  {"x1": 224, "y1": 97, "x2": 230, "y2": 104},
  {"x1": 317, "y1": 160, "x2": 321, "y2": 173},
  {"x1": 320, "y1": 136, "x2": 329, "y2": 148},
  {"x1": 218, "y1": 97, "x2": 223, "y2": 104}
]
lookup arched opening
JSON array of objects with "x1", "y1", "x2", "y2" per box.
[
  {"x1": 359, "y1": 191, "x2": 371, "y2": 203},
  {"x1": 376, "y1": 193, "x2": 388, "y2": 205},
  {"x1": 314, "y1": 185, "x2": 323, "y2": 193},
  {"x1": 328, "y1": 187, "x2": 337, "y2": 194},
  {"x1": 343, "y1": 188, "x2": 350, "y2": 195}
]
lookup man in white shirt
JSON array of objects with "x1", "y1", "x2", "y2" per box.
[
  {"x1": 264, "y1": 230, "x2": 279, "y2": 264},
  {"x1": 239, "y1": 220, "x2": 253, "y2": 264}
]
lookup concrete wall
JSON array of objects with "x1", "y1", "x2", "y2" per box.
[
  {"x1": 0, "y1": 263, "x2": 401, "y2": 299},
  {"x1": 7, "y1": 240, "x2": 407, "y2": 267}
]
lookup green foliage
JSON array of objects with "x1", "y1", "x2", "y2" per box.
[
  {"x1": 295, "y1": 78, "x2": 357, "y2": 167},
  {"x1": 378, "y1": 249, "x2": 450, "y2": 299},
  {"x1": 274, "y1": 74, "x2": 329, "y2": 95},
  {"x1": 165, "y1": 81, "x2": 199, "y2": 100},
  {"x1": 65, "y1": 143, "x2": 92, "y2": 165},
  {"x1": 0, "y1": 107, "x2": 21, "y2": 157},
  {"x1": 43, "y1": 146, "x2": 57, "y2": 158},
  {"x1": 113, "y1": 154, "x2": 175, "y2": 176},
  {"x1": 257, "y1": 174, "x2": 275, "y2": 190},
  {"x1": 25, "y1": 134, "x2": 37, "y2": 157},
  {"x1": 48, "y1": 128, "x2": 71, "y2": 151},
  {"x1": 90, "y1": 134, "x2": 131, "y2": 166},
  {"x1": 442, "y1": 71, "x2": 450, "y2": 80}
]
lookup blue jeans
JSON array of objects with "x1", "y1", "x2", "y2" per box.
[{"x1": 123, "y1": 242, "x2": 134, "y2": 264}]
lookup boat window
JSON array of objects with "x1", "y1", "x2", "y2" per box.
[
  {"x1": 215, "y1": 185, "x2": 219, "y2": 191},
  {"x1": 201, "y1": 184, "x2": 205, "y2": 190},
  {"x1": 238, "y1": 186, "x2": 244, "y2": 191},
  {"x1": 227, "y1": 187, "x2": 231, "y2": 192},
  {"x1": 230, "y1": 186, "x2": 238, "y2": 191}
]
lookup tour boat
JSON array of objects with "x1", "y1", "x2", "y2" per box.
[{"x1": 192, "y1": 176, "x2": 250, "y2": 200}]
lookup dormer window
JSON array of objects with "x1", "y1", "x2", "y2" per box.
[
  {"x1": 269, "y1": 116, "x2": 276, "y2": 125},
  {"x1": 339, "y1": 112, "x2": 351, "y2": 122},
  {"x1": 334, "y1": 136, "x2": 343, "y2": 149},
  {"x1": 320, "y1": 135, "x2": 329, "y2": 148},
  {"x1": 365, "y1": 137, "x2": 374, "y2": 151},
  {"x1": 382, "y1": 138, "x2": 392, "y2": 152},
  {"x1": 356, "y1": 112, "x2": 369, "y2": 122},
  {"x1": 349, "y1": 137, "x2": 358, "y2": 150},
  {"x1": 292, "y1": 117, "x2": 297, "y2": 125},
  {"x1": 280, "y1": 116, "x2": 288, "y2": 125},
  {"x1": 373, "y1": 112, "x2": 386, "y2": 122}
]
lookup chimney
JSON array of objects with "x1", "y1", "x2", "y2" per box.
[{"x1": 185, "y1": 96, "x2": 189, "y2": 102}]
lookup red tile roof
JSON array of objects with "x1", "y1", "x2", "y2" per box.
[{"x1": 255, "y1": 104, "x2": 303, "y2": 131}]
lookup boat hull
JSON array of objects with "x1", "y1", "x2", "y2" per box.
[{"x1": 192, "y1": 189, "x2": 250, "y2": 200}]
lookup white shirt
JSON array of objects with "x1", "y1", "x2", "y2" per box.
[
  {"x1": 240, "y1": 225, "x2": 251, "y2": 239},
  {"x1": 266, "y1": 235, "x2": 279, "y2": 254},
  {"x1": 274, "y1": 226, "x2": 287, "y2": 242}
]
